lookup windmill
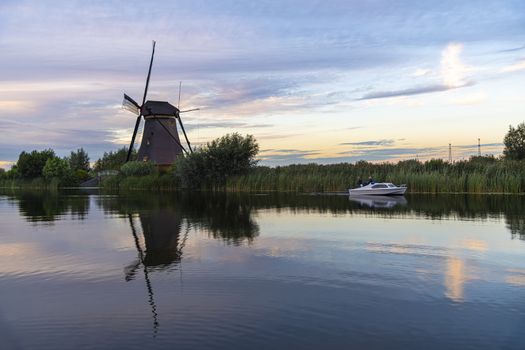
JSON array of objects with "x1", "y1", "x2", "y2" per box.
[{"x1": 122, "y1": 41, "x2": 198, "y2": 168}]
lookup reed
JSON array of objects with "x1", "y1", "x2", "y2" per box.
[{"x1": 225, "y1": 158, "x2": 525, "y2": 194}]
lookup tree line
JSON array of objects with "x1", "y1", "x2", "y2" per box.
[
  {"x1": 1, "y1": 123, "x2": 524, "y2": 191},
  {"x1": 0, "y1": 133, "x2": 259, "y2": 188}
]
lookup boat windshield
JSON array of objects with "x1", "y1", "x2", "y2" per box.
[{"x1": 371, "y1": 184, "x2": 388, "y2": 189}]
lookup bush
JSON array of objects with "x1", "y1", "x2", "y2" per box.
[
  {"x1": 121, "y1": 161, "x2": 157, "y2": 177},
  {"x1": 0, "y1": 168, "x2": 5, "y2": 180},
  {"x1": 74, "y1": 169, "x2": 91, "y2": 183},
  {"x1": 175, "y1": 133, "x2": 259, "y2": 189}
]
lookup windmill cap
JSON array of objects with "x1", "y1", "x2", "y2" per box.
[{"x1": 142, "y1": 101, "x2": 179, "y2": 117}]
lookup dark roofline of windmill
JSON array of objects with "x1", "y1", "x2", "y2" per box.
[{"x1": 141, "y1": 100, "x2": 180, "y2": 117}]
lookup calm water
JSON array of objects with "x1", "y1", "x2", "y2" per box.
[{"x1": 0, "y1": 190, "x2": 524, "y2": 349}]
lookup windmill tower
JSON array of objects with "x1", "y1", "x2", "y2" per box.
[{"x1": 122, "y1": 41, "x2": 197, "y2": 168}]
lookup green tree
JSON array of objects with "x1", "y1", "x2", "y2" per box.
[
  {"x1": 43, "y1": 157, "x2": 70, "y2": 180},
  {"x1": 16, "y1": 149, "x2": 56, "y2": 178},
  {"x1": 94, "y1": 147, "x2": 134, "y2": 172},
  {"x1": 68, "y1": 148, "x2": 90, "y2": 172},
  {"x1": 503, "y1": 122, "x2": 525, "y2": 160},
  {"x1": 5, "y1": 165, "x2": 19, "y2": 179},
  {"x1": 175, "y1": 133, "x2": 259, "y2": 188},
  {"x1": 0, "y1": 168, "x2": 5, "y2": 179}
]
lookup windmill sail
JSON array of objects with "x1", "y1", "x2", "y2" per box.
[{"x1": 122, "y1": 94, "x2": 140, "y2": 115}]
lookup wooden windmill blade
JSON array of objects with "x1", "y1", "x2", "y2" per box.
[
  {"x1": 126, "y1": 41, "x2": 156, "y2": 162},
  {"x1": 122, "y1": 94, "x2": 140, "y2": 115}
]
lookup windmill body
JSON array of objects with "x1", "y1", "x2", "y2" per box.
[
  {"x1": 137, "y1": 101, "x2": 183, "y2": 166},
  {"x1": 123, "y1": 41, "x2": 194, "y2": 168}
]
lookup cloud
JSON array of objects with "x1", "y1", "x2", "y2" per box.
[
  {"x1": 441, "y1": 43, "x2": 469, "y2": 88},
  {"x1": 412, "y1": 68, "x2": 431, "y2": 77},
  {"x1": 358, "y1": 42, "x2": 474, "y2": 101},
  {"x1": 497, "y1": 44, "x2": 525, "y2": 53},
  {"x1": 358, "y1": 83, "x2": 470, "y2": 100},
  {"x1": 501, "y1": 59, "x2": 525, "y2": 73},
  {"x1": 454, "y1": 142, "x2": 502, "y2": 149},
  {"x1": 184, "y1": 121, "x2": 273, "y2": 130},
  {"x1": 340, "y1": 139, "x2": 395, "y2": 146},
  {"x1": 450, "y1": 92, "x2": 487, "y2": 105},
  {"x1": 0, "y1": 161, "x2": 14, "y2": 170}
]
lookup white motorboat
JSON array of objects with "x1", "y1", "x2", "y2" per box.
[{"x1": 348, "y1": 182, "x2": 407, "y2": 196}]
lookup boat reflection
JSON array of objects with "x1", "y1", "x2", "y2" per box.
[
  {"x1": 349, "y1": 195, "x2": 407, "y2": 209},
  {"x1": 3, "y1": 190, "x2": 525, "y2": 242}
]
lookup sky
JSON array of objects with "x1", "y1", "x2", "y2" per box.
[{"x1": 0, "y1": 0, "x2": 524, "y2": 168}]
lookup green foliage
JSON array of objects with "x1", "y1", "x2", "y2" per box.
[
  {"x1": 43, "y1": 157, "x2": 71, "y2": 180},
  {"x1": 174, "y1": 150, "x2": 208, "y2": 188},
  {"x1": 16, "y1": 149, "x2": 56, "y2": 179},
  {"x1": 5, "y1": 166, "x2": 19, "y2": 179},
  {"x1": 74, "y1": 169, "x2": 91, "y2": 183},
  {"x1": 175, "y1": 133, "x2": 259, "y2": 189},
  {"x1": 120, "y1": 161, "x2": 157, "y2": 177},
  {"x1": 94, "y1": 147, "x2": 135, "y2": 172},
  {"x1": 226, "y1": 157, "x2": 525, "y2": 194},
  {"x1": 0, "y1": 168, "x2": 5, "y2": 180},
  {"x1": 68, "y1": 148, "x2": 90, "y2": 172},
  {"x1": 503, "y1": 122, "x2": 525, "y2": 160}
]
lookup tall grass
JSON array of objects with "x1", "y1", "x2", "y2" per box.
[
  {"x1": 0, "y1": 178, "x2": 60, "y2": 190},
  {"x1": 225, "y1": 158, "x2": 525, "y2": 194}
]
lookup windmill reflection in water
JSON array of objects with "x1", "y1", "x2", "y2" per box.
[{"x1": 124, "y1": 209, "x2": 189, "y2": 337}]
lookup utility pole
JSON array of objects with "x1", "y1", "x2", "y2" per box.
[
  {"x1": 448, "y1": 143, "x2": 452, "y2": 163},
  {"x1": 478, "y1": 138, "x2": 481, "y2": 157}
]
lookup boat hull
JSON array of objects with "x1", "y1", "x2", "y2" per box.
[{"x1": 348, "y1": 187, "x2": 407, "y2": 196}]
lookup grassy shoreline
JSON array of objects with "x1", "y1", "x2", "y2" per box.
[{"x1": 3, "y1": 157, "x2": 525, "y2": 194}]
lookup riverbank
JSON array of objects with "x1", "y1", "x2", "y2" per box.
[
  {"x1": 4, "y1": 157, "x2": 524, "y2": 194},
  {"x1": 226, "y1": 158, "x2": 525, "y2": 194}
]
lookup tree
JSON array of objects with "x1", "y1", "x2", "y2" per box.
[
  {"x1": 16, "y1": 149, "x2": 56, "y2": 178},
  {"x1": 5, "y1": 165, "x2": 19, "y2": 179},
  {"x1": 94, "y1": 147, "x2": 134, "y2": 172},
  {"x1": 68, "y1": 148, "x2": 90, "y2": 172},
  {"x1": 0, "y1": 168, "x2": 5, "y2": 180},
  {"x1": 503, "y1": 122, "x2": 525, "y2": 160},
  {"x1": 43, "y1": 157, "x2": 70, "y2": 180},
  {"x1": 175, "y1": 133, "x2": 259, "y2": 188}
]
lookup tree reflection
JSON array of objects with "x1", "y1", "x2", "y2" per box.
[
  {"x1": 2, "y1": 190, "x2": 89, "y2": 222},
  {"x1": 96, "y1": 192, "x2": 259, "y2": 245}
]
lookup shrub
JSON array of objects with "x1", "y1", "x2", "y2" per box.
[
  {"x1": 74, "y1": 169, "x2": 91, "y2": 183},
  {"x1": 175, "y1": 133, "x2": 259, "y2": 189},
  {"x1": 121, "y1": 161, "x2": 157, "y2": 177}
]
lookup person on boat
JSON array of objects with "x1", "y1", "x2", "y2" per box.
[
  {"x1": 357, "y1": 177, "x2": 363, "y2": 187},
  {"x1": 367, "y1": 176, "x2": 374, "y2": 185}
]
